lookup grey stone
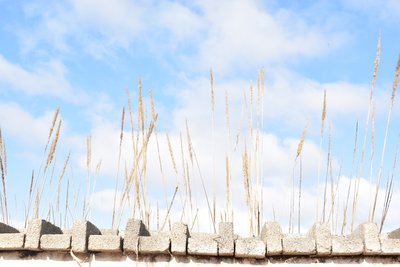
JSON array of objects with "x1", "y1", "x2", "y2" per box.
[
  {"x1": 0, "y1": 222, "x2": 19, "y2": 233},
  {"x1": 188, "y1": 233, "x2": 218, "y2": 256},
  {"x1": 308, "y1": 223, "x2": 331, "y2": 256},
  {"x1": 352, "y1": 223, "x2": 381, "y2": 255},
  {"x1": 282, "y1": 234, "x2": 316, "y2": 255},
  {"x1": 88, "y1": 235, "x2": 121, "y2": 252},
  {"x1": 124, "y1": 219, "x2": 149, "y2": 253},
  {"x1": 139, "y1": 233, "x2": 170, "y2": 254},
  {"x1": 25, "y1": 219, "x2": 62, "y2": 251},
  {"x1": 40, "y1": 234, "x2": 71, "y2": 251},
  {"x1": 217, "y1": 222, "x2": 234, "y2": 256},
  {"x1": 71, "y1": 220, "x2": 101, "y2": 253},
  {"x1": 331, "y1": 235, "x2": 363, "y2": 256},
  {"x1": 170, "y1": 223, "x2": 188, "y2": 255},
  {"x1": 0, "y1": 233, "x2": 25, "y2": 250},
  {"x1": 388, "y1": 228, "x2": 400, "y2": 239},
  {"x1": 260, "y1": 221, "x2": 283, "y2": 255},
  {"x1": 235, "y1": 237, "x2": 265, "y2": 259}
]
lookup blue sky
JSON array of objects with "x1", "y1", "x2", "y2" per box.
[{"x1": 1, "y1": 0, "x2": 400, "y2": 234}]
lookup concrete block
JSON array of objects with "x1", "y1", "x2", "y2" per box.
[
  {"x1": 100, "y1": 229, "x2": 119, "y2": 235},
  {"x1": 25, "y1": 219, "x2": 62, "y2": 251},
  {"x1": 0, "y1": 233, "x2": 25, "y2": 250},
  {"x1": 0, "y1": 222, "x2": 19, "y2": 233},
  {"x1": 170, "y1": 223, "x2": 188, "y2": 255},
  {"x1": 89, "y1": 235, "x2": 122, "y2": 252},
  {"x1": 352, "y1": 223, "x2": 381, "y2": 255},
  {"x1": 308, "y1": 223, "x2": 331, "y2": 255},
  {"x1": 331, "y1": 235, "x2": 363, "y2": 256},
  {"x1": 188, "y1": 233, "x2": 218, "y2": 256},
  {"x1": 282, "y1": 234, "x2": 316, "y2": 255},
  {"x1": 139, "y1": 233, "x2": 170, "y2": 254},
  {"x1": 124, "y1": 219, "x2": 149, "y2": 253},
  {"x1": 381, "y1": 236, "x2": 400, "y2": 255},
  {"x1": 217, "y1": 222, "x2": 234, "y2": 256},
  {"x1": 235, "y1": 237, "x2": 265, "y2": 259},
  {"x1": 40, "y1": 234, "x2": 71, "y2": 251},
  {"x1": 71, "y1": 220, "x2": 101, "y2": 253},
  {"x1": 260, "y1": 221, "x2": 283, "y2": 255}
]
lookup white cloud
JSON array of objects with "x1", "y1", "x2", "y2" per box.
[{"x1": 0, "y1": 54, "x2": 83, "y2": 102}]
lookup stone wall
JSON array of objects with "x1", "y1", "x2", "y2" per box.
[{"x1": 1, "y1": 219, "x2": 400, "y2": 266}]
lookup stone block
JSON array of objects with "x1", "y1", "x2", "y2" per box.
[
  {"x1": 381, "y1": 236, "x2": 400, "y2": 255},
  {"x1": 331, "y1": 235, "x2": 363, "y2": 256},
  {"x1": 40, "y1": 234, "x2": 71, "y2": 251},
  {"x1": 352, "y1": 223, "x2": 381, "y2": 255},
  {"x1": 188, "y1": 233, "x2": 218, "y2": 256},
  {"x1": 124, "y1": 219, "x2": 149, "y2": 253},
  {"x1": 260, "y1": 221, "x2": 283, "y2": 255},
  {"x1": 170, "y1": 223, "x2": 188, "y2": 255},
  {"x1": 388, "y1": 228, "x2": 400, "y2": 239},
  {"x1": 235, "y1": 237, "x2": 265, "y2": 259},
  {"x1": 71, "y1": 220, "x2": 101, "y2": 253},
  {"x1": 25, "y1": 219, "x2": 62, "y2": 251},
  {"x1": 139, "y1": 233, "x2": 170, "y2": 254},
  {"x1": 217, "y1": 222, "x2": 234, "y2": 256},
  {"x1": 308, "y1": 223, "x2": 331, "y2": 255},
  {"x1": 88, "y1": 235, "x2": 121, "y2": 252},
  {"x1": 0, "y1": 233, "x2": 25, "y2": 250},
  {"x1": 100, "y1": 229, "x2": 119, "y2": 235},
  {"x1": 282, "y1": 234, "x2": 316, "y2": 255}
]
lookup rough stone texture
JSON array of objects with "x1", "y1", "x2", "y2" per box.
[
  {"x1": 217, "y1": 222, "x2": 234, "y2": 256},
  {"x1": 124, "y1": 219, "x2": 149, "y2": 253},
  {"x1": 0, "y1": 223, "x2": 19, "y2": 233},
  {"x1": 331, "y1": 235, "x2": 363, "y2": 256},
  {"x1": 100, "y1": 229, "x2": 119, "y2": 235},
  {"x1": 40, "y1": 234, "x2": 71, "y2": 251},
  {"x1": 235, "y1": 237, "x2": 265, "y2": 259},
  {"x1": 188, "y1": 233, "x2": 218, "y2": 256},
  {"x1": 381, "y1": 235, "x2": 400, "y2": 255},
  {"x1": 24, "y1": 219, "x2": 62, "y2": 251},
  {"x1": 71, "y1": 220, "x2": 101, "y2": 253},
  {"x1": 170, "y1": 223, "x2": 188, "y2": 255},
  {"x1": 88, "y1": 235, "x2": 122, "y2": 252},
  {"x1": 260, "y1": 221, "x2": 283, "y2": 256},
  {"x1": 0, "y1": 233, "x2": 25, "y2": 250},
  {"x1": 352, "y1": 223, "x2": 381, "y2": 255},
  {"x1": 282, "y1": 234, "x2": 316, "y2": 255},
  {"x1": 308, "y1": 223, "x2": 331, "y2": 255},
  {"x1": 139, "y1": 233, "x2": 170, "y2": 254}
]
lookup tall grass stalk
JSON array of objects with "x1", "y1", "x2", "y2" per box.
[
  {"x1": 351, "y1": 35, "x2": 380, "y2": 231},
  {"x1": 316, "y1": 90, "x2": 327, "y2": 222},
  {"x1": 371, "y1": 54, "x2": 400, "y2": 221}
]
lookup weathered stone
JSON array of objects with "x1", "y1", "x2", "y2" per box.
[
  {"x1": 124, "y1": 219, "x2": 149, "y2": 253},
  {"x1": 188, "y1": 233, "x2": 218, "y2": 256},
  {"x1": 25, "y1": 219, "x2": 62, "y2": 251},
  {"x1": 170, "y1": 223, "x2": 188, "y2": 255},
  {"x1": 308, "y1": 223, "x2": 331, "y2": 256},
  {"x1": 235, "y1": 237, "x2": 265, "y2": 259},
  {"x1": 217, "y1": 222, "x2": 234, "y2": 256},
  {"x1": 282, "y1": 234, "x2": 316, "y2": 255},
  {"x1": 381, "y1": 235, "x2": 400, "y2": 255},
  {"x1": 331, "y1": 235, "x2": 363, "y2": 256},
  {"x1": 139, "y1": 233, "x2": 170, "y2": 254},
  {"x1": 260, "y1": 221, "x2": 283, "y2": 255},
  {"x1": 89, "y1": 235, "x2": 121, "y2": 252},
  {"x1": 71, "y1": 220, "x2": 101, "y2": 253},
  {"x1": 388, "y1": 228, "x2": 400, "y2": 239},
  {"x1": 352, "y1": 223, "x2": 381, "y2": 255},
  {"x1": 0, "y1": 233, "x2": 25, "y2": 250},
  {"x1": 100, "y1": 229, "x2": 119, "y2": 235},
  {"x1": 40, "y1": 234, "x2": 71, "y2": 251}
]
